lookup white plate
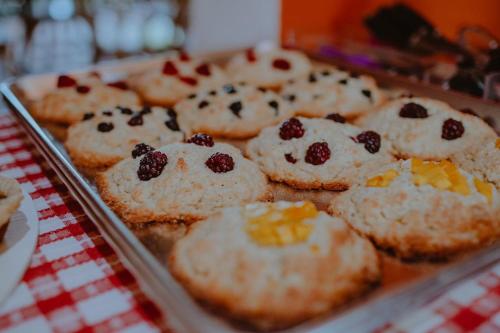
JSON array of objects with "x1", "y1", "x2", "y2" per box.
[{"x1": 0, "y1": 189, "x2": 39, "y2": 305}]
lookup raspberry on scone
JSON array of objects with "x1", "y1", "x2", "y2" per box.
[
  {"x1": 246, "y1": 117, "x2": 394, "y2": 190},
  {"x1": 95, "y1": 140, "x2": 271, "y2": 224}
]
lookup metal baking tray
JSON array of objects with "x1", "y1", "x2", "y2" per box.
[{"x1": 2, "y1": 51, "x2": 499, "y2": 333}]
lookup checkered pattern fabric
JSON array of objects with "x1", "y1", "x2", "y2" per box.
[{"x1": 0, "y1": 113, "x2": 498, "y2": 333}]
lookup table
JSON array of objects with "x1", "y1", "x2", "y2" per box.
[{"x1": 0, "y1": 113, "x2": 498, "y2": 333}]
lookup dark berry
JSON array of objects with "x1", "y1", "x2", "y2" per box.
[
  {"x1": 179, "y1": 51, "x2": 190, "y2": 61},
  {"x1": 228, "y1": 101, "x2": 243, "y2": 118},
  {"x1": 82, "y1": 112, "x2": 94, "y2": 121},
  {"x1": 284, "y1": 153, "x2": 297, "y2": 164},
  {"x1": 188, "y1": 93, "x2": 197, "y2": 99},
  {"x1": 279, "y1": 118, "x2": 305, "y2": 140},
  {"x1": 246, "y1": 48, "x2": 256, "y2": 62},
  {"x1": 118, "y1": 106, "x2": 133, "y2": 115},
  {"x1": 165, "y1": 118, "x2": 180, "y2": 131},
  {"x1": 257, "y1": 87, "x2": 267, "y2": 93},
  {"x1": 238, "y1": 81, "x2": 247, "y2": 86},
  {"x1": 361, "y1": 89, "x2": 372, "y2": 102},
  {"x1": 460, "y1": 108, "x2": 478, "y2": 117},
  {"x1": 128, "y1": 114, "x2": 143, "y2": 126},
  {"x1": 321, "y1": 70, "x2": 330, "y2": 76},
  {"x1": 131, "y1": 143, "x2": 154, "y2": 158},
  {"x1": 102, "y1": 111, "x2": 113, "y2": 116},
  {"x1": 140, "y1": 106, "x2": 152, "y2": 115},
  {"x1": 205, "y1": 153, "x2": 234, "y2": 173},
  {"x1": 338, "y1": 79, "x2": 348, "y2": 85},
  {"x1": 162, "y1": 61, "x2": 178, "y2": 75},
  {"x1": 57, "y1": 75, "x2": 77, "y2": 88},
  {"x1": 195, "y1": 63, "x2": 211, "y2": 76},
  {"x1": 325, "y1": 113, "x2": 346, "y2": 123},
  {"x1": 308, "y1": 73, "x2": 317, "y2": 83},
  {"x1": 223, "y1": 84, "x2": 237, "y2": 94},
  {"x1": 272, "y1": 58, "x2": 291, "y2": 70},
  {"x1": 442, "y1": 119, "x2": 465, "y2": 140},
  {"x1": 268, "y1": 100, "x2": 279, "y2": 115},
  {"x1": 137, "y1": 151, "x2": 168, "y2": 181},
  {"x1": 399, "y1": 103, "x2": 428, "y2": 118},
  {"x1": 179, "y1": 76, "x2": 198, "y2": 86},
  {"x1": 187, "y1": 134, "x2": 214, "y2": 147},
  {"x1": 165, "y1": 107, "x2": 177, "y2": 119},
  {"x1": 97, "y1": 122, "x2": 114, "y2": 132},
  {"x1": 107, "y1": 81, "x2": 129, "y2": 90},
  {"x1": 305, "y1": 142, "x2": 330, "y2": 165},
  {"x1": 198, "y1": 100, "x2": 210, "y2": 109},
  {"x1": 76, "y1": 85, "x2": 91, "y2": 94},
  {"x1": 355, "y1": 131, "x2": 381, "y2": 153},
  {"x1": 208, "y1": 90, "x2": 217, "y2": 96},
  {"x1": 283, "y1": 94, "x2": 296, "y2": 102}
]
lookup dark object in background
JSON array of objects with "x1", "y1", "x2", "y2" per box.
[{"x1": 448, "y1": 70, "x2": 484, "y2": 97}]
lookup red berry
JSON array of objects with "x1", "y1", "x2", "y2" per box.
[
  {"x1": 162, "y1": 61, "x2": 179, "y2": 75},
  {"x1": 399, "y1": 103, "x2": 428, "y2": 118},
  {"x1": 179, "y1": 51, "x2": 190, "y2": 61},
  {"x1": 205, "y1": 153, "x2": 234, "y2": 173},
  {"x1": 284, "y1": 153, "x2": 297, "y2": 164},
  {"x1": 195, "y1": 63, "x2": 211, "y2": 76},
  {"x1": 246, "y1": 48, "x2": 256, "y2": 62},
  {"x1": 187, "y1": 134, "x2": 214, "y2": 147},
  {"x1": 137, "y1": 151, "x2": 168, "y2": 181},
  {"x1": 76, "y1": 85, "x2": 91, "y2": 94},
  {"x1": 132, "y1": 143, "x2": 155, "y2": 158},
  {"x1": 325, "y1": 113, "x2": 346, "y2": 123},
  {"x1": 279, "y1": 117, "x2": 305, "y2": 140},
  {"x1": 305, "y1": 142, "x2": 330, "y2": 165},
  {"x1": 107, "y1": 81, "x2": 129, "y2": 90},
  {"x1": 179, "y1": 76, "x2": 198, "y2": 86},
  {"x1": 354, "y1": 131, "x2": 381, "y2": 153},
  {"x1": 442, "y1": 119, "x2": 464, "y2": 140},
  {"x1": 272, "y1": 58, "x2": 291, "y2": 71},
  {"x1": 57, "y1": 75, "x2": 77, "y2": 88}
]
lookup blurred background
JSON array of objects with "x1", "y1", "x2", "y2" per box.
[{"x1": 0, "y1": 0, "x2": 499, "y2": 100}]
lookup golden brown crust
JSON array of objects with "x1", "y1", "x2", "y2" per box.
[{"x1": 268, "y1": 174, "x2": 350, "y2": 191}]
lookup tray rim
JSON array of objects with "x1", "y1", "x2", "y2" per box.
[{"x1": 1, "y1": 53, "x2": 499, "y2": 333}]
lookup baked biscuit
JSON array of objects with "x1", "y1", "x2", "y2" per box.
[
  {"x1": 96, "y1": 140, "x2": 271, "y2": 224},
  {"x1": 175, "y1": 83, "x2": 294, "y2": 139},
  {"x1": 30, "y1": 74, "x2": 141, "y2": 125},
  {"x1": 129, "y1": 52, "x2": 227, "y2": 106},
  {"x1": 246, "y1": 117, "x2": 394, "y2": 190},
  {"x1": 451, "y1": 138, "x2": 500, "y2": 189},
  {"x1": 226, "y1": 47, "x2": 312, "y2": 89},
  {"x1": 281, "y1": 66, "x2": 385, "y2": 118},
  {"x1": 169, "y1": 201, "x2": 380, "y2": 330},
  {"x1": 358, "y1": 97, "x2": 497, "y2": 160},
  {"x1": 65, "y1": 106, "x2": 185, "y2": 173},
  {"x1": 0, "y1": 176, "x2": 23, "y2": 241},
  {"x1": 328, "y1": 159, "x2": 500, "y2": 260}
]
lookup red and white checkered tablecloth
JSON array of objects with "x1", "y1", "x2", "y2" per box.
[{"x1": 0, "y1": 112, "x2": 498, "y2": 333}]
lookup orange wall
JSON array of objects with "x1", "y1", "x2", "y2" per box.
[{"x1": 281, "y1": 0, "x2": 500, "y2": 45}]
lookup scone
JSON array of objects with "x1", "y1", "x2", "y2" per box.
[
  {"x1": 96, "y1": 139, "x2": 271, "y2": 224},
  {"x1": 226, "y1": 47, "x2": 312, "y2": 89},
  {"x1": 451, "y1": 137, "x2": 500, "y2": 189},
  {"x1": 65, "y1": 106, "x2": 185, "y2": 173},
  {"x1": 175, "y1": 82, "x2": 294, "y2": 139},
  {"x1": 30, "y1": 74, "x2": 141, "y2": 125},
  {"x1": 358, "y1": 97, "x2": 497, "y2": 160},
  {"x1": 281, "y1": 66, "x2": 385, "y2": 119},
  {"x1": 169, "y1": 201, "x2": 380, "y2": 330},
  {"x1": 328, "y1": 159, "x2": 500, "y2": 260},
  {"x1": 0, "y1": 176, "x2": 23, "y2": 241},
  {"x1": 129, "y1": 52, "x2": 227, "y2": 106},
  {"x1": 246, "y1": 117, "x2": 394, "y2": 190}
]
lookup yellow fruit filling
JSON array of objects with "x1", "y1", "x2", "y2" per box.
[
  {"x1": 244, "y1": 201, "x2": 317, "y2": 246},
  {"x1": 366, "y1": 169, "x2": 400, "y2": 187},
  {"x1": 474, "y1": 178, "x2": 493, "y2": 204},
  {"x1": 410, "y1": 158, "x2": 470, "y2": 195}
]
